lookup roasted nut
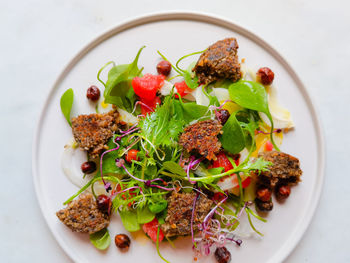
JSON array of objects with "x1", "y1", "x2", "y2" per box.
[
  {"x1": 96, "y1": 195, "x2": 110, "y2": 214},
  {"x1": 214, "y1": 246, "x2": 231, "y2": 263},
  {"x1": 276, "y1": 184, "x2": 291, "y2": 200},
  {"x1": 257, "y1": 67, "x2": 274, "y2": 85},
  {"x1": 86, "y1": 85, "x2": 101, "y2": 101},
  {"x1": 156, "y1": 60, "x2": 172, "y2": 76},
  {"x1": 216, "y1": 109, "x2": 230, "y2": 125},
  {"x1": 81, "y1": 161, "x2": 96, "y2": 174},
  {"x1": 255, "y1": 198, "x2": 273, "y2": 211},
  {"x1": 115, "y1": 234, "x2": 131, "y2": 249},
  {"x1": 256, "y1": 187, "x2": 272, "y2": 202}
]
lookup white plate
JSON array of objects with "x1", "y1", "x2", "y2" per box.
[{"x1": 32, "y1": 11, "x2": 325, "y2": 263}]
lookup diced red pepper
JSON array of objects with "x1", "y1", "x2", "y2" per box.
[
  {"x1": 132, "y1": 74, "x2": 165, "y2": 101},
  {"x1": 125, "y1": 149, "x2": 139, "y2": 163},
  {"x1": 142, "y1": 218, "x2": 164, "y2": 243},
  {"x1": 174, "y1": 81, "x2": 192, "y2": 98}
]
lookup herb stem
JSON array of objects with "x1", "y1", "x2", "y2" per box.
[
  {"x1": 175, "y1": 49, "x2": 205, "y2": 72},
  {"x1": 156, "y1": 225, "x2": 170, "y2": 263},
  {"x1": 245, "y1": 207, "x2": 264, "y2": 236}
]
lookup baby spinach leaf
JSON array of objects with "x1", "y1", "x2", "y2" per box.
[
  {"x1": 89, "y1": 228, "x2": 111, "y2": 250},
  {"x1": 182, "y1": 70, "x2": 198, "y2": 90},
  {"x1": 229, "y1": 80, "x2": 269, "y2": 113},
  {"x1": 229, "y1": 80, "x2": 279, "y2": 150},
  {"x1": 181, "y1": 102, "x2": 209, "y2": 123},
  {"x1": 101, "y1": 136, "x2": 126, "y2": 175},
  {"x1": 220, "y1": 113, "x2": 245, "y2": 154},
  {"x1": 137, "y1": 206, "x2": 155, "y2": 224},
  {"x1": 119, "y1": 209, "x2": 140, "y2": 232},
  {"x1": 60, "y1": 88, "x2": 74, "y2": 126},
  {"x1": 103, "y1": 46, "x2": 145, "y2": 112},
  {"x1": 149, "y1": 199, "x2": 168, "y2": 214},
  {"x1": 162, "y1": 161, "x2": 186, "y2": 176}
]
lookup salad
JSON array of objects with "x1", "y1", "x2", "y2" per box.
[{"x1": 57, "y1": 38, "x2": 302, "y2": 263}]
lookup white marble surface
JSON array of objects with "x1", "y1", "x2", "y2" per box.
[{"x1": 1, "y1": 0, "x2": 349, "y2": 262}]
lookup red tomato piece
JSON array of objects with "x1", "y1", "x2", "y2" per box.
[
  {"x1": 174, "y1": 81, "x2": 192, "y2": 98},
  {"x1": 132, "y1": 74, "x2": 165, "y2": 101},
  {"x1": 125, "y1": 149, "x2": 139, "y2": 163},
  {"x1": 140, "y1": 96, "x2": 161, "y2": 116},
  {"x1": 265, "y1": 140, "x2": 274, "y2": 151},
  {"x1": 211, "y1": 152, "x2": 234, "y2": 172},
  {"x1": 142, "y1": 218, "x2": 164, "y2": 243}
]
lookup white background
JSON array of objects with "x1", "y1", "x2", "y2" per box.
[{"x1": 1, "y1": 0, "x2": 349, "y2": 262}]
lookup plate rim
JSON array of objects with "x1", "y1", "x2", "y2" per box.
[{"x1": 32, "y1": 10, "x2": 325, "y2": 263}]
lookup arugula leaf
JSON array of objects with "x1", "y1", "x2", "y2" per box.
[
  {"x1": 139, "y1": 96, "x2": 183, "y2": 149},
  {"x1": 183, "y1": 157, "x2": 271, "y2": 183},
  {"x1": 60, "y1": 88, "x2": 74, "y2": 126},
  {"x1": 162, "y1": 161, "x2": 186, "y2": 176},
  {"x1": 89, "y1": 228, "x2": 111, "y2": 250},
  {"x1": 119, "y1": 209, "x2": 140, "y2": 232},
  {"x1": 137, "y1": 206, "x2": 155, "y2": 224},
  {"x1": 239, "y1": 157, "x2": 272, "y2": 172},
  {"x1": 220, "y1": 113, "x2": 246, "y2": 154},
  {"x1": 229, "y1": 80, "x2": 279, "y2": 150},
  {"x1": 102, "y1": 46, "x2": 145, "y2": 112}
]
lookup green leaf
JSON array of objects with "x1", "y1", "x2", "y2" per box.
[
  {"x1": 60, "y1": 88, "x2": 74, "y2": 126},
  {"x1": 208, "y1": 167, "x2": 224, "y2": 175},
  {"x1": 229, "y1": 80, "x2": 279, "y2": 150},
  {"x1": 139, "y1": 96, "x2": 184, "y2": 149},
  {"x1": 240, "y1": 157, "x2": 272, "y2": 172},
  {"x1": 220, "y1": 113, "x2": 246, "y2": 154},
  {"x1": 162, "y1": 161, "x2": 186, "y2": 176},
  {"x1": 89, "y1": 228, "x2": 111, "y2": 250},
  {"x1": 137, "y1": 206, "x2": 155, "y2": 224},
  {"x1": 202, "y1": 85, "x2": 220, "y2": 106},
  {"x1": 101, "y1": 135, "x2": 125, "y2": 175},
  {"x1": 119, "y1": 209, "x2": 140, "y2": 232},
  {"x1": 156, "y1": 208, "x2": 168, "y2": 225},
  {"x1": 181, "y1": 102, "x2": 209, "y2": 123},
  {"x1": 229, "y1": 80, "x2": 269, "y2": 113},
  {"x1": 149, "y1": 199, "x2": 168, "y2": 214},
  {"x1": 103, "y1": 46, "x2": 145, "y2": 112},
  {"x1": 182, "y1": 70, "x2": 199, "y2": 90}
]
